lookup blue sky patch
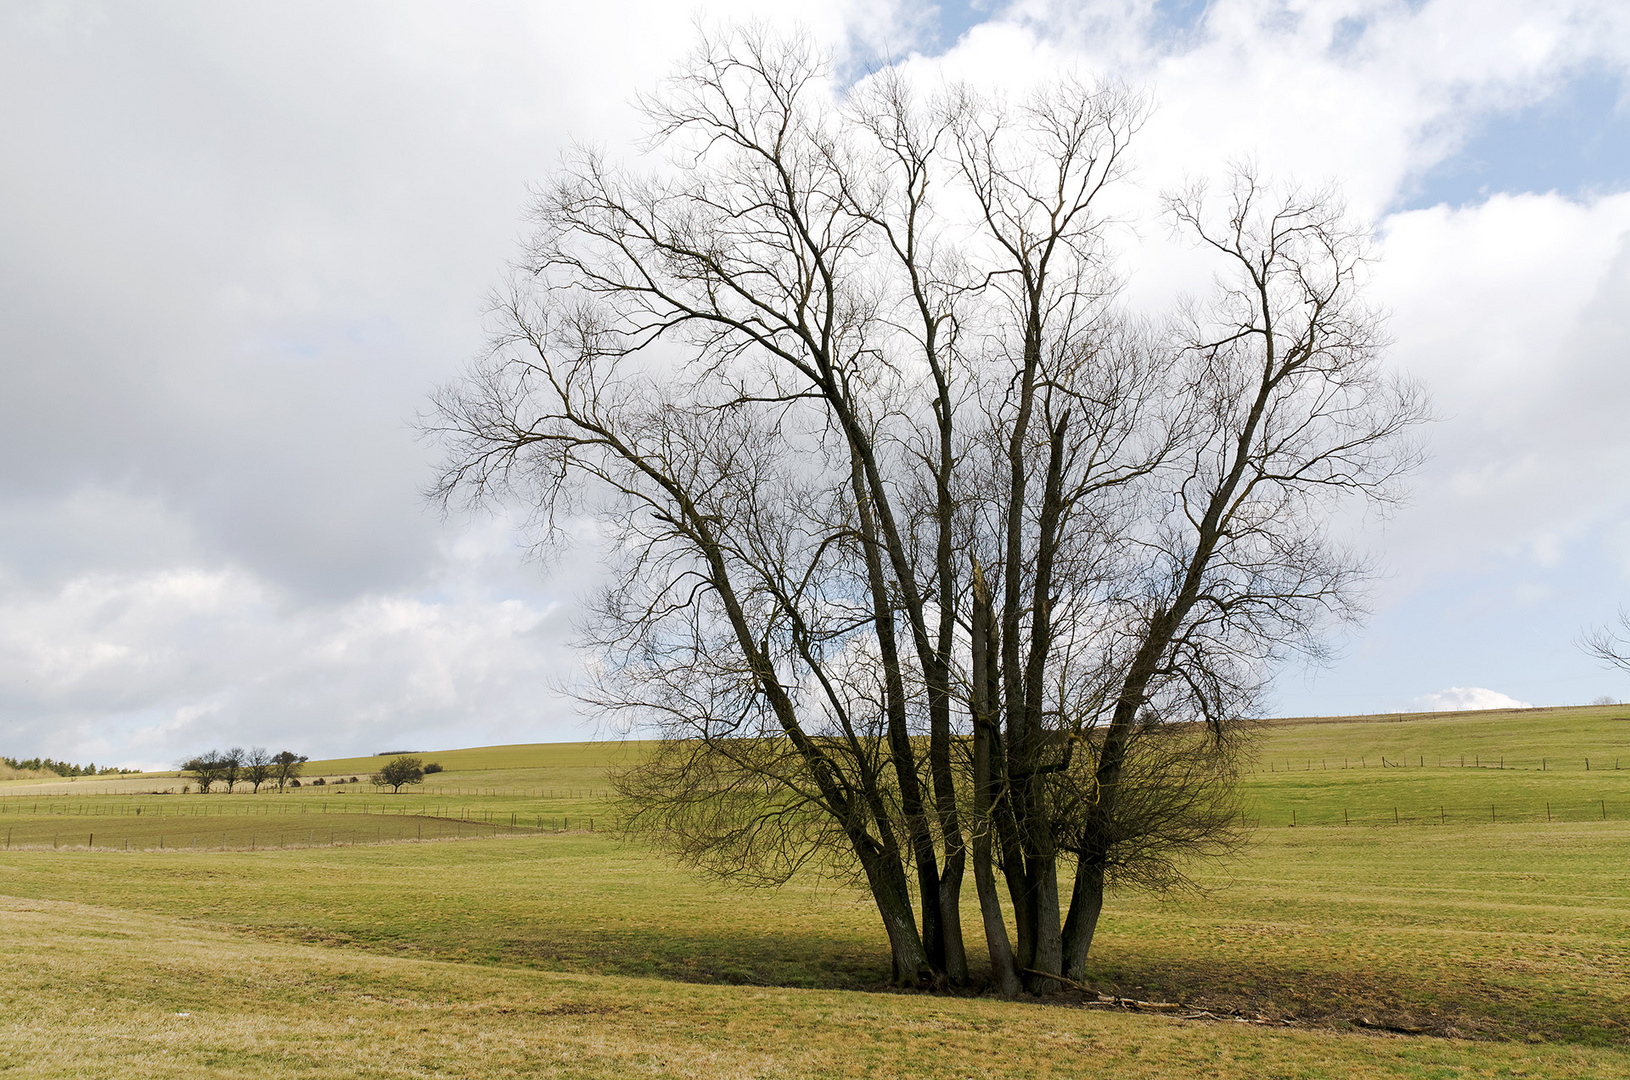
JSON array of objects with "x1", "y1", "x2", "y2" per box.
[
  {"x1": 929, "y1": 0, "x2": 995, "y2": 51},
  {"x1": 1404, "y1": 67, "x2": 1630, "y2": 209}
]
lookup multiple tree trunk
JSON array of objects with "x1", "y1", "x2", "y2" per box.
[{"x1": 429, "y1": 28, "x2": 1426, "y2": 993}]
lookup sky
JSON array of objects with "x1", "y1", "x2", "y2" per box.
[{"x1": 2, "y1": 0, "x2": 1629, "y2": 768}]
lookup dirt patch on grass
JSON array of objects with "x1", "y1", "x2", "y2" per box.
[{"x1": 1070, "y1": 954, "x2": 1625, "y2": 1045}]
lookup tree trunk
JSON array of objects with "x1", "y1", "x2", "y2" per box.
[
  {"x1": 1062, "y1": 857, "x2": 1105, "y2": 983},
  {"x1": 969, "y1": 564, "x2": 1020, "y2": 994},
  {"x1": 1022, "y1": 855, "x2": 1064, "y2": 992},
  {"x1": 858, "y1": 843, "x2": 933, "y2": 986},
  {"x1": 849, "y1": 448, "x2": 946, "y2": 974},
  {"x1": 970, "y1": 820, "x2": 1020, "y2": 995}
]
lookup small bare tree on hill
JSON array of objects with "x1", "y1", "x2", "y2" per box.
[
  {"x1": 181, "y1": 750, "x2": 228, "y2": 794},
  {"x1": 373, "y1": 756, "x2": 425, "y2": 794},
  {"x1": 273, "y1": 750, "x2": 308, "y2": 791},
  {"x1": 219, "y1": 747, "x2": 244, "y2": 793},
  {"x1": 427, "y1": 27, "x2": 1426, "y2": 992},
  {"x1": 242, "y1": 747, "x2": 275, "y2": 794}
]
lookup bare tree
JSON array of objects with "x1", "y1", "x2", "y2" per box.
[
  {"x1": 1582, "y1": 609, "x2": 1630, "y2": 672},
  {"x1": 219, "y1": 747, "x2": 244, "y2": 794},
  {"x1": 426, "y1": 27, "x2": 1426, "y2": 992},
  {"x1": 242, "y1": 747, "x2": 275, "y2": 794},
  {"x1": 372, "y1": 756, "x2": 425, "y2": 794},
  {"x1": 181, "y1": 750, "x2": 228, "y2": 794},
  {"x1": 272, "y1": 750, "x2": 308, "y2": 791},
  {"x1": 1580, "y1": 607, "x2": 1630, "y2": 693}
]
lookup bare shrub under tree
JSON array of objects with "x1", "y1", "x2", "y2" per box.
[{"x1": 427, "y1": 28, "x2": 1426, "y2": 992}]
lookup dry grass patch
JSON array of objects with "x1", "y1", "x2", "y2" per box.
[{"x1": 3, "y1": 894, "x2": 1626, "y2": 1079}]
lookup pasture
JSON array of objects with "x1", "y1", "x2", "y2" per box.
[{"x1": 1, "y1": 705, "x2": 1626, "y2": 1077}]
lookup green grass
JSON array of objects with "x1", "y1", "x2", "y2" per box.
[
  {"x1": 1243, "y1": 706, "x2": 1630, "y2": 827},
  {"x1": 8, "y1": 894, "x2": 1625, "y2": 1080},
  {"x1": 1267, "y1": 704, "x2": 1630, "y2": 766},
  {"x1": 2, "y1": 704, "x2": 1628, "y2": 1075}
]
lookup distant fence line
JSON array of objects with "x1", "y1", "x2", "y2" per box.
[
  {"x1": 0, "y1": 799, "x2": 601, "y2": 823},
  {"x1": 0, "y1": 787, "x2": 609, "y2": 809},
  {"x1": 1, "y1": 812, "x2": 599, "y2": 853},
  {"x1": 1254, "y1": 756, "x2": 1624, "y2": 772},
  {"x1": 1262, "y1": 799, "x2": 1621, "y2": 828}
]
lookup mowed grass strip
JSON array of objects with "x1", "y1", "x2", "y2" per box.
[
  {"x1": 0, "y1": 837, "x2": 888, "y2": 988},
  {"x1": 4, "y1": 894, "x2": 1626, "y2": 1080}
]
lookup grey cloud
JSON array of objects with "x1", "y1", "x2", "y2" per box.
[
  {"x1": 0, "y1": 2, "x2": 588, "y2": 600},
  {"x1": 4, "y1": 0, "x2": 1628, "y2": 760}
]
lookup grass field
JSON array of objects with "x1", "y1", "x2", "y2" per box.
[
  {"x1": 1243, "y1": 706, "x2": 1630, "y2": 826},
  {"x1": 1, "y1": 704, "x2": 1626, "y2": 1076}
]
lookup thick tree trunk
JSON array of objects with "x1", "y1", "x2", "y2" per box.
[
  {"x1": 970, "y1": 826, "x2": 1020, "y2": 994},
  {"x1": 936, "y1": 856, "x2": 967, "y2": 984},
  {"x1": 999, "y1": 801, "x2": 1035, "y2": 969},
  {"x1": 1062, "y1": 857, "x2": 1105, "y2": 983},
  {"x1": 857, "y1": 843, "x2": 934, "y2": 986},
  {"x1": 928, "y1": 310, "x2": 969, "y2": 987},
  {"x1": 969, "y1": 565, "x2": 1020, "y2": 994},
  {"x1": 1022, "y1": 856, "x2": 1064, "y2": 992},
  {"x1": 848, "y1": 449, "x2": 946, "y2": 974}
]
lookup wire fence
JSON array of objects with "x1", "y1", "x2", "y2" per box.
[
  {"x1": 1261, "y1": 799, "x2": 1621, "y2": 828},
  {"x1": 0, "y1": 809, "x2": 599, "y2": 852},
  {"x1": 1253, "y1": 755, "x2": 1625, "y2": 772}
]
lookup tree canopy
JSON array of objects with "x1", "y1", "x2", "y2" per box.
[{"x1": 373, "y1": 756, "x2": 425, "y2": 794}]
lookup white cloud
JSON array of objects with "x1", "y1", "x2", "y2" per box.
[
  {"x1": 4, "y1": 0, "x2": 1630, "y2": 760},
  {"x1": 974, "y1": 0, "x2": 1630, "y2": 216},
  {"x1": 1362, "y1": 193, "x2": 1630, "y2": 588},
  {"x1": 1413, "y1": 686, "x2": 1534, "y2": 711},
  {"x1": 0, "y1": 554, "x2": 583, "y2": 770}
]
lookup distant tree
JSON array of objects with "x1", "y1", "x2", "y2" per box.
[
  {"x1": 181, "y1": 750, "x2": 228, "y2": 794},
  {"x1": 272, "y1": 750, "x2": 308, "y2": 791},
  {"x1": 241, "y1": 747, "x2": 275, "y2": 794},
  {"x1": 219, "y1": 747, "x2": 244, "y2": 793},
  {"x1": 423, "y1": 762, "x2": 444, "y2": 774},
  {"x1": 2, "y1": 755, "x2": 131, "y2": 777},
  {"x1": 372, "y1": 756, "x2": 425, "y2": 794}
]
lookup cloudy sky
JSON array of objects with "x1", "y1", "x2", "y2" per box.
[{"x1": 2, "y1": 0, "x2": 1628, "y2": 768}]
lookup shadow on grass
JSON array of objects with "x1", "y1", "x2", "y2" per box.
[
  {"x1": 264, "y1": 918, "x2": 1626, "y2": 1047},
  {"x1": 1080, "y1": 952, "x2": 1626, "y2": 1046}
]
